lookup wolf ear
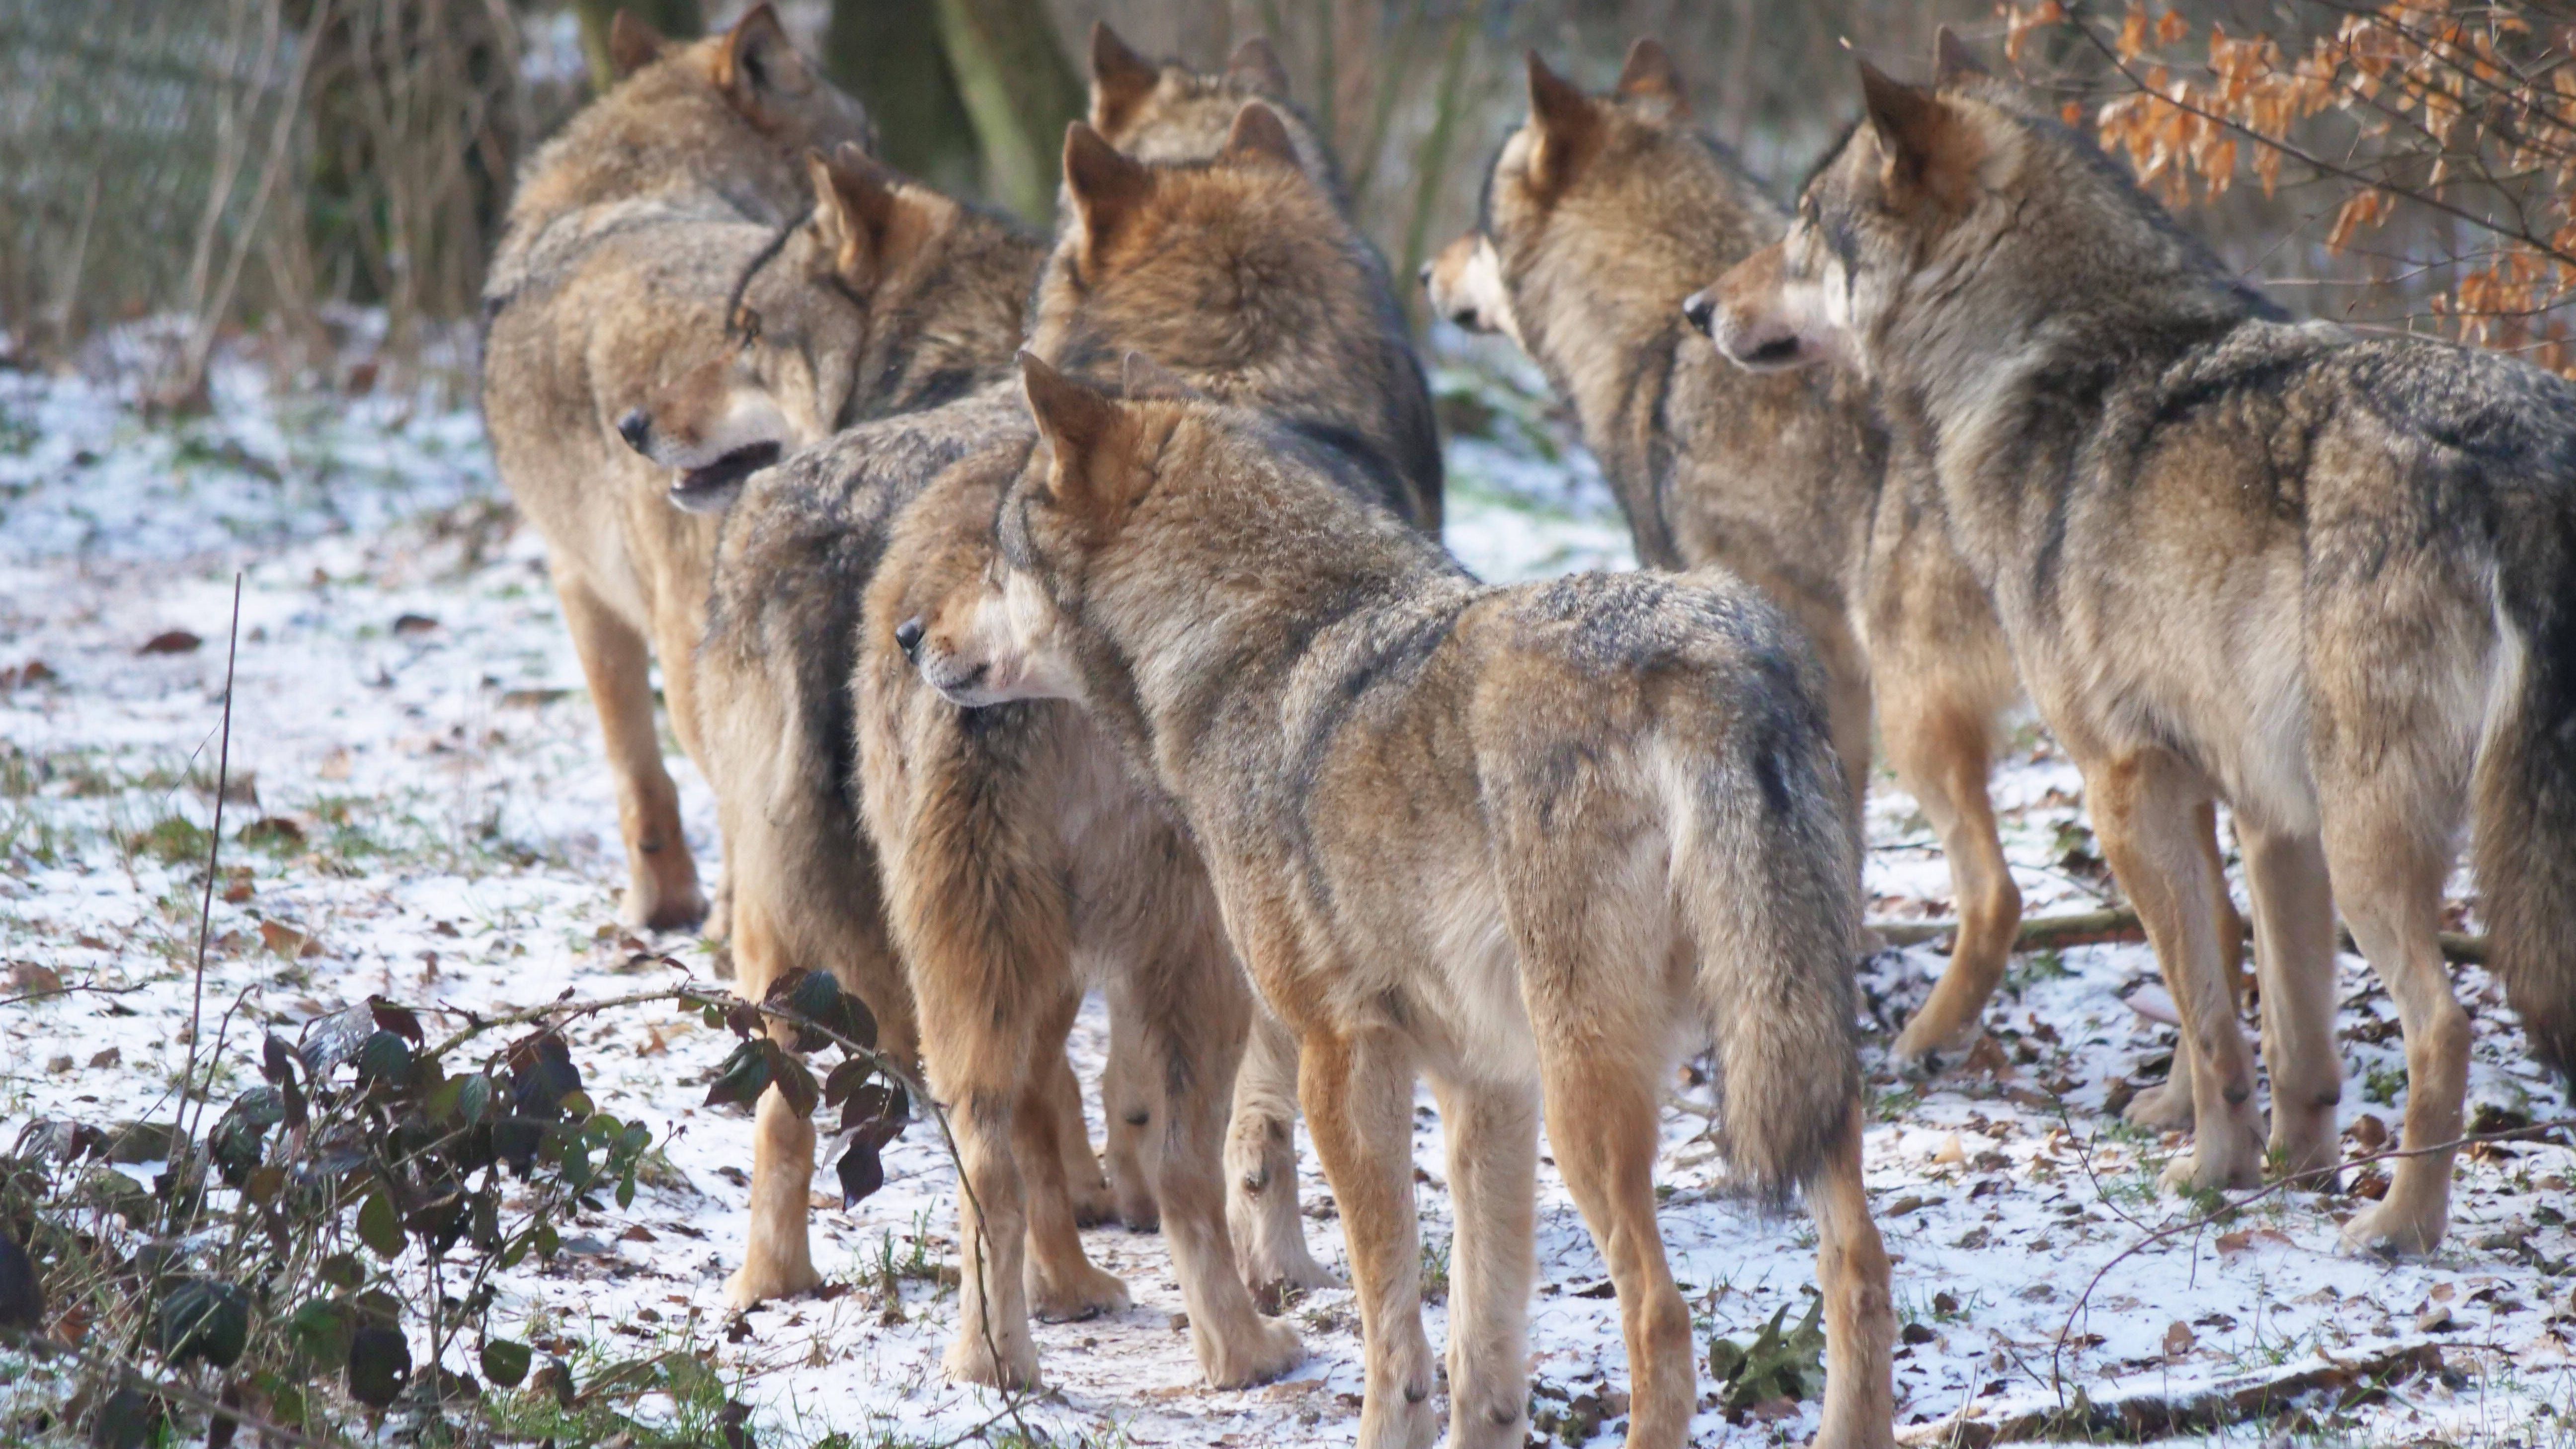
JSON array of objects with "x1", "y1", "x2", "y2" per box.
[
  {"x1": 1222, "y1": 102, "x2": 1300, "y2": 169},
  {"x1": 807, "y1": 146, "x2": 913, "y2": 292},
  {"x1": 1064, "y1": 122, "x2": 1152, "y2": 253},
  {"x1": 1120, "y1": 351, "x2": 1205, "y2": 402},
  {"x1": 1614, "y1": 38, "x2": 1687, "y2": 117},
  {"x1": 1021, "y1": 353, "x2": 1132, "y2": 510},
  {"x1": 1090, "y1": 21, "x2": 1160, "y2": 135},
  {"x1": 1933, "y1": 27, "x2": 1988, "y2": 85},
  {"x1": 717, "y1": 3, "x2": 815, "y2": 109},
  {"x1": 1857, "y1": 60, "x2": 1972, "y2": 206},
  {"x1": 1226, "y1": 37, "x2": 1291, "y2": 99},
  {"x1": 1525, "y1": 52, "x2": 1601, "y2": 196},
  {"x1": 607, "y1": 9, "x2": 665, "y2": 79}
]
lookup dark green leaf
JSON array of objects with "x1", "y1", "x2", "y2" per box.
[
  {"x1": 87, "y1": 1385, "x2": 161, "y2": 1449},
  {"x1": 356, "y1": 1030, "x2": 412, "y2": 1089},
  {"x1": 288, "y1": 1298, "x2": 353, "y2": 1371},
  {"x1": 347, "y1": 1322, "x2": 412, "y2": 1408},
  {"x1": 505, "y1": 1031, "x2": 581, "y2": 1119},
  {"x1": 702, "y1": 1040, "x2": 772, "y2": 1110},
  {"x1": 455, "y1": 1072, "x2": 493, "y2": 1126},
  {"x1": 0, "y1": 1231, "x2": 41, "y2": 1331},
  {"x1": 768, "y1": 1044, "x2": 818, "y2": 1120},
  {"x1": 154, "y1": 1277, "x2": 250, "y2": 1368},
  {"x1": 318, "y1": 1252, "x2": 365, "y2": 1290},
  {"x1": 368, "y1": 996, "x2": 425, "y2": 1045},
  {"x1": 260, "y1": 1034, "x2": 296, "y2": 1086},
  {"x1": 836, "y1": 1136, "x2": 886, "y2": 1209},
  {"x1": 358, "y1": 1187, "x2": 405, "y2": 1259},
  {"x1": 479, "y1": 1338, "x2": 533, "y2": 1388}
]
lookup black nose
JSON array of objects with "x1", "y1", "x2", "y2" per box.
[
  {"x1": 616, "y1": 408, "x2": 652, "y2": 452},
  {"x1": 1417, "y1": 261, "x2": 1433, "y2": 288},
  {"x1": 893, "y1": 616, "x2": 925, "y2": 659},
  {"x1": 1681, "y1": 293, "x2": 1716, "y2": 335}
]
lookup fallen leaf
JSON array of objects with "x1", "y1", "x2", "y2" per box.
[
  {"x1": 391, "y1": 614, "x2": 439, "y2": 636},
  {"x1": 258, "y1": 921, "x2": 308, "y2": 958},
  {"x1": 88, "y1": 1047, "x2": 119, "y2": 1068},
  {"x1": 8, "y1": 962, "x2": 64, "y2": 996},
  {"x1": 1930, "y1": 1134, "x2": 1967, "y2": 1166},
  {"x1": 317, "y1": 747, "x2": 354, "y2": 782},
  {"x1": 139, "y1": 630, "x2": 202, "y2": 655},
  {"x1": 2348, "y1": 1113, "x2": 2391, "y2": 1152},
  {"x1": 2163, "y1": 1320, "x2": 2195, "y2": 1355}
]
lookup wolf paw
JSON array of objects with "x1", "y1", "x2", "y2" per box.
[
  {"x1": 943, "y1": 1325, "x2": 1042, "y2": 1390},
  {"x1": 624, "y1": 878, "x2": 708, "y2": 935},
  {"x1": 2121, "y1": 1076, "x2": 2197, "y2": 1131},
  {"x1": 1202, "y1": 1316, "x2": 1305, "y2": 1389},
  {"x1": 723, "y1": 1256, "x2": 821, "y2": 1310},
  {"x1": 1887, "y1": 1018, "x2": 1984, "y2": 1080},
  {"x1": 2337, "y1": 1202, "x2": 2446, "y2": 1260},
  {"x1": 1029, "y1": 1260, "x2": 1129, "y2": 1322},
  {"x1": 2157, "y1": 1128, "x2": 2263, "y2": 1196}
]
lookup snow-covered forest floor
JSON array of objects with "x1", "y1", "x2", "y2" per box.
[{"x1": 2, "y1": 329, "x2": 2572, "y2": 1447}]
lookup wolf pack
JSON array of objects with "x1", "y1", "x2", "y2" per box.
[{"x1": 481, "y1": 9, "x2": 2576, "y2": 1447}]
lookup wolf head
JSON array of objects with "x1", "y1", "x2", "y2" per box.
[
  {"x1": 1692, "y1": 32, "x2": 2254, "y2": 384},
  {"x1": 621, "y1": 146, "x2": 1023, "y2": 512},
  {"x1": 1432, "y1": 44, "x2": 1773, "y2": 363},
  {"x1": 508, "y1": 4, "x2": 872, "y2": 238},
  {"x1": 1085, "y1": 23, "x2": 1340, "y2": 191},
  {"x1": 1027, "y1": 104, "x2": 1430, "y2": 508}
]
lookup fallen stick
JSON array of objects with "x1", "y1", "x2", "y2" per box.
[
  {"x1": 1867, "y1": 906, "x2": 2487, "y2": 965},
  {"x1": 1893, "y1": 1342, "x2": 2445, "y2": 1447}
]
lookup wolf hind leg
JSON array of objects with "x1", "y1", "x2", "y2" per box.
[
  {"x1": 1101, "y1": 981, "x2": 1162, "y2": 1230},
  {"x1": 1297, "y1": 1020, "x2": 1434, "y2": 1449},
  {"x1": 1228, "y1": 1006, "x2": 1338, "y2": 1299},
  {"x1": 2323, "y1": 813, "x2": 2467, "y2": 1257},
  {"x1": 1810, "y1": 1102, "x2": 1896, "y2": 1449},
  {"x1": 2240, "y1": 819, "x2": 2340, "y2": 1181},
  {"x1": 2124, "y1": 802, "x2": 2251, "y2": 1133}
]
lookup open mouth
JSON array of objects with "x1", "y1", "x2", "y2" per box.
[
  {"x1": 1740, "y1": 336, "x2": 1802, "y2": 367},
  {"x1": 665, "y1": 440, "x2": 782, "y2": 513}
]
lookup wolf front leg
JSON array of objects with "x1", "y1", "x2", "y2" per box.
[
  {"x1": 1227, "y1": 1007, "x2": 1339, "y2": 1298},
  {"x1": 554, "y1": 565, "x2": 705, "y2": 930},
  {"x1": 1298, "y1": 1022, "x2": 1435, "y2": 1449},
  {"x1": 1428, "y1": 1073, "x2": 1539, "y2": 1449}
]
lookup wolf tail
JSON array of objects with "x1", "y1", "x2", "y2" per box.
[
  {"x1": 1667, "y1": 678, "x2": 1864, "y2": 1205},
  {"x1": 2475, "y1": 508, "x2": 2576, "y2": 1093}
]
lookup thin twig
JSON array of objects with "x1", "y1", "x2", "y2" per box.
[{"x1": 170, "y1": 573, "x2": 242, "y2": 1208}]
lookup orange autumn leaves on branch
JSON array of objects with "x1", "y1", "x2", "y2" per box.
[{"x1": 2004, "y1": 0, "x2": 2576, "y2": 371}]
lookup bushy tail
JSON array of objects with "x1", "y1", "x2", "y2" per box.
[
  {"x1": 2476, "y1": 512, "x2": 2576, "y2": 1093},
  {"x1": 1668, "y1": 690, "x2": 1864, "y2": 1205}
]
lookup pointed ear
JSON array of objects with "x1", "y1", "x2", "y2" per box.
[
  {"x1": 607, "y1": 9, "x2": 665, "y2": 79},
  {"x1": 1090, "y1": 21, "x2": 1160, "y2": 135},
  {"x1": 1226, "y1": 37, "x2": 1290, "y2": 99},
  {"x1": 1120, "y1": 350, "x2": 1205, "y2": 402},
  {"x1": 717, "y1": 3, "x2": 815, "y2": 108},
  {"x1": 1614, "y1": 38, "x2": 1686, "y2": 117},
  {"x1": 1221, "y1": 102, "x2": 1299, "y2": 169},
  {"x1": 807, "y1": 148, "x2": 905, "y2": 291},
  {"x1": 1857, "y1": 60, "x2": 1958, "y2": 200},
  {"x1": 1021, "y1": 352, "x2": 1129, "y2": 508},
  {"x1": 1933, "y1": 27, "x2": 1988, "y2": 85},
  {"x1": 1064, "y1": 122, "x2": 1152, "y2": 252},
  {"x1": 1524, "y1": 51, "x2": 1600, "y2": 195}
]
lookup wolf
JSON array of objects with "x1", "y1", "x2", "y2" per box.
[
  {"x1": 665, "y1": 161, "x2": 1053, "y2": 1307},
  {"x1": 852, "y1": 107, "x2": 1443, "y2": 1390},
  {"x1": 912, "y1": 351, "x2": 1895, "y2": 1449},
  {"x1": 1699, "y1": 38, "x2": 2576, "y2": 1256},
  {"x1": 481, "y1": 2, "x2": 868, "y2": 931},
  {"x1": 1431, "y1": 44, "x2": 2252, "y2": 1119}
]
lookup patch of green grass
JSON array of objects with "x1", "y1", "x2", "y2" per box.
[
  {"x1": 2361, "y1": 1061, "x2": 2406, "y2": 1108},
  {"x1": 1419, "y1": 1229, "x2": 1451, "y2": 1304},
  {"x1": 125, "y1": 811, "x2": 212, "y2": 868}
]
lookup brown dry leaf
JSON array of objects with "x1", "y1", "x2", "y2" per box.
[
  {"x1": 138, "y1": 630, "x2": 201, "y2": 655},
  {"x1": 258, "y1": 921, "x2": 309, "y2": 958},
  {"x1": 2163, "y1": 1320, "x2": 2196, "y2": 1355},
  {"x1": 317, "y1": 747, "x2": 354, "y2": 782},
  {"x1": 8, "y1": 962, "x2": 64, "y2": 995}
]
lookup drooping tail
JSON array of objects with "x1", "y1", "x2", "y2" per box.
[
  {"x1": 2476, "y1": 511, "x2": 2576, "y2": 1092},
  {"x1": 1668, "y1": 684, "x2": 1865, "y2": 1205}
]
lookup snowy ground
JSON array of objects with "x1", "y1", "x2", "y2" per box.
[{"x1": 3, "y1": 331, "x2": 2574, "y2": 1447}]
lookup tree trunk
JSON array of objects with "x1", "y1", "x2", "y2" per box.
[
  {"x1": 823, "y1": 0, "x2": 980, "y2": 199},
  {"x1": 573, "y1": 0, "x2": 702, "y2": 94},
  {"x1": 931, "y1": 0, "x2": 1084, "y2": 225}
]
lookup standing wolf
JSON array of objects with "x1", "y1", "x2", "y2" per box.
[
  {"x1": 482, "y1": 4, "x2": 868, "y2": 930},
  {"x1": 1428, "y1": 43, "x2": 2028, "y2": 1078},
  {"x1": 854, "y1": 106, "x2": 1443, "y2": 1391},
  {"x1": 1701, "y1": 45, "x2": 2576, "y2": 1255},
  {"x1": 913, "y1": 353, "x2": 1894, "y2": 1449}
]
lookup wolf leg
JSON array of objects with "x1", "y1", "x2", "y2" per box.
[
  {"x1": 2240, "y1": 820, "x2": 2341, "y2": 1181},
  {"x1": 2124, "y1": 810, "x2": 2245, "y2": 1133},
  {"x1": 1016, "y1": 989, "x2": 1130, "y2": 1324},
  {"x1": 1427, "y1": 1072, "x2": 1538, "y2": 1449},
  {"x1": 2323, "y1": 820, "x2": 2466, "y2": 1257},
  {"x1": 2084, "y1": 749, "x2": 2264, "y2": 1192},
  {"x1": 1880, "y1": 686, "x2": 2020, "y2": 1077},
  {"x1": 1101, "y1": 981, "x2": 1162, "y2": 1230},
  {"x1": 725, "y1": 892, "x2": 820, "y2": 1307},
  {"x1": 555, "y1": 568, "x2": 704, "y2": 930},
  {"x1": 1808, "y1": 1102, "x2": 1896, "y2": 1449},
  {"x1": 1227, "y1": 1006, "x2": 1338, "y2": 1297},
  {"x1": 1043, "y1": 1041, "x2": 1121, "y2": 1230},
  {"x1": 1299, "y1": 1024, "x2": 1435, "y2": 1449}
]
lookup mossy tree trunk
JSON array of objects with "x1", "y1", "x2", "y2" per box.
[
  {"x1": 929, "y1": 0, "x2": 1083, "y2": 225},
  {"x1": 822, "y1": 0, "x2": 980, "y2": 199}
]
